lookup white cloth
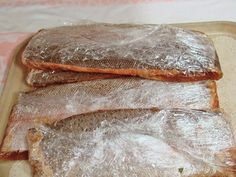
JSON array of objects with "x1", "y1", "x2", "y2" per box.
[{"x1": 0, "y1": 0, "x2": 235, "y2": 32}]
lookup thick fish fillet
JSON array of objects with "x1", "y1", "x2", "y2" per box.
[
  {"x1": 26, "y1": 69, "x2": 121, "y2": 87},
  {"x1": 22, "y1": 24, "x2": 222, "y2": 82},
  {"x1": 27, "y1": 109, "x2": 236, "y2": 177},
  {"x1": 0, "y1": 78, "x2": 218, "y2": 160}
]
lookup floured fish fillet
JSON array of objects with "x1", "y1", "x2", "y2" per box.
[
  {"x1": 22, "y1": 24, "x2": 222, "y2": 82},
  {"x1": 0, "y1": 78, "x2": 218, "y2": 160},
  {"x1": 27, "y1": 109, "x2": 236, "y2": 177},
  {"x1": 27, "y1": 69, "x2": 121, "y2": 87}
]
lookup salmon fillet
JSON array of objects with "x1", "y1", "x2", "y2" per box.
[
  {"x1": 27, "y1": 109, "x2": 236, "y2": 177},
  {"x1": 0, "y1": 78, "x2": 218, "y2": 160},
  {"x1": 22, "y1": 24, "x2": 222, "y2": 82},
  {"x1": 26, "y1": 69, "x2": 121, "y2": 87}
]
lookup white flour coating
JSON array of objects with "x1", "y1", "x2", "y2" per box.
[
  {"x1": 16, "y1": 79, "x2": 213, "y2": 118},
  {"x1": 30, "y1": 109, "x2": 235, "y2": 177},
  {"x1": 24, "y1": 24, "x2": 218, "y2": 73},
  {"x1": 2, "y1": 78, "x2": 215, "y2": 152}
]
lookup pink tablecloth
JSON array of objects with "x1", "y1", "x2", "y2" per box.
[
  {"x1": 0, "y1": 0, "x2": 236, "y2": 94},
  {"x1": 0, "y1": 33, "x2": 28, "y2": 93}
]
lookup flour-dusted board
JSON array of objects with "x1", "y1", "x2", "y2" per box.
[{"x1": 0, "y1": 21, "x2": 236, "y2": 177}]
